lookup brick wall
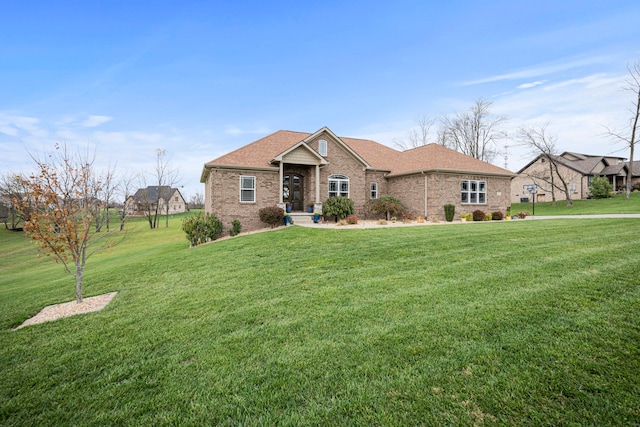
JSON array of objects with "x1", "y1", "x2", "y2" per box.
[
  {"x1": 511, "y1": 158, "x2": 586, "y2": 203},
  {"x1": 387, "y1": 172, "x2": 511, "y2": 221},
  {"x1": 205, "y1": 168, "x2": 280, "y2": 233},
  {"x1": 307, "y1": 133, "x2": 369, "y2": 215}
]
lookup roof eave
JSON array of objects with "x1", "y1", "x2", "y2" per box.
[
  {"x1": 386, "y1": 168, "x2": 516, "y2": 179},
  {"x1": 200, "y1": 163, "x2": 279, "y2": 182}
]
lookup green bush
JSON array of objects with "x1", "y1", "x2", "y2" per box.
[
  {"x1": 259, "y1": 206, "x2": 284, "y2": 228},
  {"x1": 323, "y1": 197, "x2": 355, "y2": 221},
  {"x1": 443, "y1": 204, "x2": 455, "y2": 222},
  {"x1": 366, "y1": 196, "x2": 404, "y2": 220},
  {"x1": 182, "y1": 212, "x2": 223, "y2": 246},
  {"x1": 589, "y1": 176, "x2": 613, "y2": 199},
  {"x1": 230, "y1": 219, "x2": 242, "y2": 236},
  {"x1": 492, "y1": 211, "x2": 504, "y2": 220},
  {"x1": 472, "y1": 210, "x2": 486, "y2": 222}
]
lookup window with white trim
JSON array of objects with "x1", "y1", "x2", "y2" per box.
[
  {"x1": 461, "y1": 179, "x2": 486, "y2": 204},
  {"x1": 318, "y1": 139, "x2": 327, "y2": 156},
  {"x1": 240, "y1": 175, "x2": 256, "y2": 202},
  {"x1": 328, "y1": 174, "x2": 349, "y2": 197},
  {"x1": 370, "y1": 182, "x2": 378, "y2": 199}
]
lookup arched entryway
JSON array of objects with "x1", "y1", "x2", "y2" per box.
[{"x1": 283, "y1": 173, "x2": 304, "y2": 211}]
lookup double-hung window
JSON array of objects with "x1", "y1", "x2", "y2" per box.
[
  {"x1": 370, "y1": 182, "x2": 378, "y2": 199},
  {"x1": 328, "y1": 174, "x2": 349, "y2": 197},
  {"x1": 240, "y1": 175, "x2": 256, "y2": 202},
  {"x1": 461, "y1": 179, "x2": 486, "y2": 204}
]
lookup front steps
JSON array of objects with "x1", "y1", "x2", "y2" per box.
[{"x1": 289, "y1": 212, "x2": 315, "y2": 225}]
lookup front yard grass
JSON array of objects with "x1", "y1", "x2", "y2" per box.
[
  {"x1": 511, "y1": 191, "x2": 640, "y2": 215},
  {"x1": 1, "y1": 217, "x2": 639, "y2": 425}
]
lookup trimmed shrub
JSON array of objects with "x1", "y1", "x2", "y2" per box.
[
  {"x1": 259, "y1": 206, "x2": 284, "y2": 228},
  {"x1": 444, "y1": 204, "x2": 455, "y2": 222},
  {"x1": 230, "y1": 219, "x2": 242, "y2": 236},
  {"x1": 491, "y1": 211, "x2": 504, "y2": 220},
  {"x1": 589, "y1": 176, "x2": 613, "y2": 199},
  {"x1": 323, "y1": 196, "x2": 355, "y2": 221},
  {"x1": 346, "y1": 215, "x2": 358, "y2": 224},
  {"x1": 472, "y1": 210, "x2": 486, "y2": 222},
  {"x1": 182, "y1": 212, "x2": 223, "y2": 247},
  {"x1": 366, "y1": 196, "x2": 404, "y2": 220}
]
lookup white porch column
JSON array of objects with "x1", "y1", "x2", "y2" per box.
[
  {"x1": 315, "y1": 164, "x2": 320, "y2": 202},
  {"x1": 279, "y1": 162, "x2": 284, "y2": 204}
]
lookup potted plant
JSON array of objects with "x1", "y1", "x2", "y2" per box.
[
  {"x1": 313, "y1": 212, "x2": 321, "y2": 223},
  {"x1": 284, "y1": 213, "x2": 291, "y2": 225},
  {"x1": 285, "y1": 202, "x2": 292, "y2": 213},
  {"x1": 307, "y1": 201, "x2": 315, "y2": 213}
]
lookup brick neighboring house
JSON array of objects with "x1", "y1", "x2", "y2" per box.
[
  {"x1": 201, "y1": 127, "x2": 514, "y2": 232},
  {"x1": 125, "y1": 186, "x2": 187, "y2": 216},
  {"x1": 511, "y1": 152, "x2": 640, "y2": 203}
]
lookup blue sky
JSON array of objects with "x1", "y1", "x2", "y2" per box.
[{"x1": 2, "y1": 0, "x2": 639, "y2": 198}]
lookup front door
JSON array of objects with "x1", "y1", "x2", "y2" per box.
[{"x1": 283, "y1": 174, "x2": 304, "y2": 211}]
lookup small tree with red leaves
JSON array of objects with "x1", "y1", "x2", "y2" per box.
[{"x1": 15, "y1": 144, "x2": 120, "y2": 303}]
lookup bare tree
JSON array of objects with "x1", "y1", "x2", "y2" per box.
[
  {"x1": 441, "y1": 99, "x2": 506, "y2": 163},
  {"x1": 189, "y1": 192, "x2": 204, "y2": 210},
  {"x1": 152, "y1": 149, "x2": 168, "y2": 229},
  {"x1": 0, "y1": 172, "x2": 32, "y2": 229},
  {"x1": 603, "y1": 61, "x2": 640, "y2": 200},
  {"x1": 163, "y1": 169, "x2": 181, "y2": 228},
  {"x1": 94, "y1": 162, "x2": 118, "y2": 232},
  {"x1": 148, "y1": 148, "x2": 181, "y2": 229},
  {"x1": 118, "y1": 171, "x2": 138, "y2": 231},
  {"x1": 517, "y1": 123, "x2": 573, "y2": 206},
  {"x1": 393, "y1": 115, "x2": 436, "y2": 150},
  {"x1": 14, "y1": 143, "x2": 122, "y2": 303}
]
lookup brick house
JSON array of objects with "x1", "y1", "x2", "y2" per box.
[
  {"x1": 125, "y1": 186, "x2": 187, "y2": 216},
  {"x1": 201, "y1": 127, "x2": 514, "y2": 231},
  {"x1": 511, "y1": 152, "x2": 639, "y2": 203}
]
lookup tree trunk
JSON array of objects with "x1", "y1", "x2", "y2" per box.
[
  {"x1": 548, "y1": 158, "x2": 557, "y2": 206},
  {"x1": 75, "y1": 265, "x2": 84, "y2": 303}
]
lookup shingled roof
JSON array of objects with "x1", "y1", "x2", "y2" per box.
[
  {"x1": 132, "y1": 186, "x2": 180, "y2": 202},
  {"x1": 203, "y1": 129, "x2": 513, "y2": 178}
]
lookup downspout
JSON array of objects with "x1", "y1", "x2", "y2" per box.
[{"x1": 422, "y1": 171, "x2": 428, "y2": 219}]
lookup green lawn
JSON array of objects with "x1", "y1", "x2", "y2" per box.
[
  {"x1": 511, "y1": 191, "x2": 640, "y2": 216},
  {"x1": 1, "y1": 215, "x2": 640, "y2": 425}
]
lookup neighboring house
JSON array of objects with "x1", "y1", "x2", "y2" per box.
[
  {"x1": 511, "y1": 152, "x2": 639, "y2": 203},
  {"x1": 201, "y1": 126, "x2": 514, "y2": 231},
  {"x1": 125, "y1": 186, "x2": 187, "y2": 216}
]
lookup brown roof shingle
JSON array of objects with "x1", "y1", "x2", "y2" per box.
[{"x1": 204, "y1": 129, "x2": 513, "y2": 176}]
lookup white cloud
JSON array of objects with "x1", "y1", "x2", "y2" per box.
[
  {"x1": 491, "y1": 72, "x2": 630, "y2": 171},
  {"x1": 517, "y1": 80, "x2": 547, "y2": 90},
  {"x1": 0, "y1": 113, "x2": 44, "y2": 137},
  {"x1": 82, "y1": 115, "x2": 113, "y2": 128},
  {"x1": 461, "y1": 55, "x2": 612, "y2": 86}
]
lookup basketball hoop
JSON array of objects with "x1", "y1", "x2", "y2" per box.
[{"x1": 522, "y1": 184, "x2": 537, "y2": 216}]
